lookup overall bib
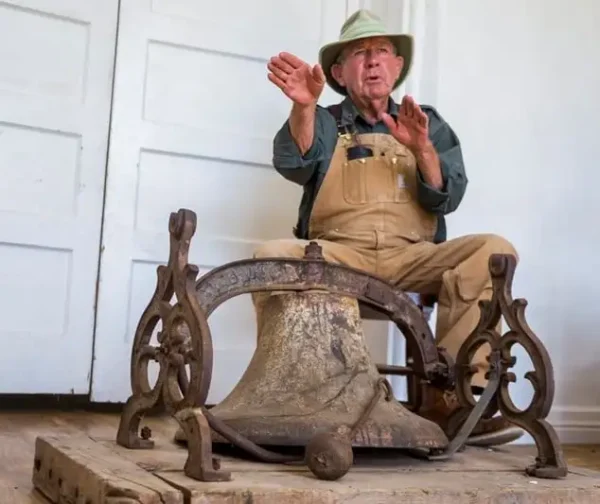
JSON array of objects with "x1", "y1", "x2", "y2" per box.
[{"x1": 254, "y1": 127, "x2": 516, "y2": 388}]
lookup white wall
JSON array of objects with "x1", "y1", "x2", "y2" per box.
[{"x1": 406, "y1": 0, "x2": 600, "y2": 442}]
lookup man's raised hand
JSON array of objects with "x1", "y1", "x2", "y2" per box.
[
  {"x1": 267, "y1": 52, "x2": 325, "y2": 106},
  {"x1": 380, "y1": 95, "x2": 430, "y2": 153},
  {"x1": 382, "y1": 95, "x2": 443, "y2": 189}
]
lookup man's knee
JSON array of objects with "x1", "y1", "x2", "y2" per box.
[
  {"x1": 253, "y1": 239, "x2": 307, "y2": 259},
  {"x1": 480, "y1": 233, "x2": 519, "y2": 263}
]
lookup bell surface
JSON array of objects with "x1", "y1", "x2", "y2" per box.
[{"x1": 177, "y1": 291, "x2": 448, "y2": 451}]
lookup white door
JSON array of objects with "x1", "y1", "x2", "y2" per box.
[
  {"x1": 0, "y1": 0, "x2": 118, "y2": 393},
  {"x1": 92, "y1": 0, "x2": 392, "y2": 402}
]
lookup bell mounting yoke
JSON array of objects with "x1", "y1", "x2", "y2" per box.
[{"x1": 115, "y1": 207, "x2": 567, "y2": 482}]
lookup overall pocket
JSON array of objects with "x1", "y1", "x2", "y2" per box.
[
  {"x1": 342, "y1": 157, "x2": 368, "y2": 205},
  {"x1": 391, "y1": 147, "x2": 414, "y2": 203}
]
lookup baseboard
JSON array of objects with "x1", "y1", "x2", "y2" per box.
[
  {"x1": 549, "y1": 406, "x2": 600, "y2": 444},
  {"x1": 511, "y1": 406, "x2": 600, "y2": 445},
  {"x1": 0, "y1": 393, "x2": 220, "y2": 415},
  {"x1": 0, "y1": 394, "x2": 123, "y2": 412}
]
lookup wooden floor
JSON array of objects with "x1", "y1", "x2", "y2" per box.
[
  {"x1": 1, "y1": 410, "x2": 599, "y2": 503},
  {"x1": 0, "y1": 410, "x2": 180, "y2": 503}
]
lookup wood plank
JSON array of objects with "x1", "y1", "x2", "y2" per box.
[
  {"x1": 31, "y1": 435, "x2": 183, "y2": 504},
  {"x1": 13, "y1": 414, "x2": 600, "y2": 504},
  {"x1": 97, "y1": 435, "x2": 600, "y2": 503},
  {"x1": 156, "y1": 467, "x2": 600, "y2": 504},
  {"x1": 95, "y1": 435, "x2": 535, "y2": 474},
  {"x1": 1, "y1": 411, "x2": 600, "y2": 504}
]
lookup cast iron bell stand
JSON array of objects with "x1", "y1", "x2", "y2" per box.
[{"x1": 115, "y1": 208, "x2": 568, "y2": 482}]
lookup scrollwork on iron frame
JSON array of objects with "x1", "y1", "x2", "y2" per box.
[
  {"x1": 116, "y1": 209, "x2": 229, "y2": 481},
  {"x1": 116, "y1": 207, "x2": 567, "y2": 482},
  {"x1": 454, "y1": 254, "x2": 567, "y2": 479}
]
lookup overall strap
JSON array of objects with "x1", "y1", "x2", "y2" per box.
[
  {"x1": 326, "y1": 104, "x2": 349, "y2": 137},
  {"x1": 326, "y1": 103, "x2": 363, "y2": 149}
]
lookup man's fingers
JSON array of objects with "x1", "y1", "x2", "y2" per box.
[
  {"x1": 380, "y1": 112, "x2": 397, "y2": 131},
  {"x1": 312, "y1": 63, "x2": 326, "y2": 84},
  {"x1": 409, "y1": 99, "x2": 428, "y2": 128},
  {"x1": 267, "y1": 62, "x2": 289, "y2": 83},
  {"x1": 270, "y1": 56, "x2": 295, "y2": 75},
  {"x1": 399, "y1": 95, "x2": 409, "y2": 117},
  {"x1": 267, "y1": 72, "x2": 286, "y2": 91},
  {"x1": 404, "y1": 95, "x2": 416, "y2": 106},
  {"x1": 279, "y1": 52, "x2": 305, "y2": 69},
  {"x1": 404, "y1": 96, "x2": 415, "y2": 118}
]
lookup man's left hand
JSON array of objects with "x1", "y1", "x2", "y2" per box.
[
  {"x1": 381, "y1": 95, "x2": 444, "y2": 190},
  {"x1": 380, "y1": 95, "x2": 430, "y2": 154}
]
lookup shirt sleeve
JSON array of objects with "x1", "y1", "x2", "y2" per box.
[
  {"x1": 272, "y1": 105, "x2": 337, "y2": 185},
  {"x1": 416, "y1": 105, "x2": 468, "y2": 215}
]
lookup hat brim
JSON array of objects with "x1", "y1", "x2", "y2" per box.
[{"x1": 318, "y1": 34, "x2": 413, "y2": 96}]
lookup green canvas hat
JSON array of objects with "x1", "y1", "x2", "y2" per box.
[{"x1": 319, "y1": 9, "x2": 413, "y2": 96}]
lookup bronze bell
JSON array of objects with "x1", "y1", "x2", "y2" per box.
[{"x1": 175, "y1": 290, "x2": 448, "y2": 455}]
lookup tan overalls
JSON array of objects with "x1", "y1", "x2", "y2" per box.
[{"x1": 254, "y1": 129, "x2": 517, "y2": 388}]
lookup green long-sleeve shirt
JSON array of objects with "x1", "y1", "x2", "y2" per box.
[{"x1": 272, "y1": 96, "x2": 468, "y2": 243}]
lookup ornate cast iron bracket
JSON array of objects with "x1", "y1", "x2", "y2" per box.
[
  {"x1": 115, "y1": 208, "x2": 231, "y2": 481},
  {"x1": 453, "y1": 254, "x2": 567, "y2": 479},
  {"x1": 116, "y1": 207, "x2": 567, "y2": 482}
]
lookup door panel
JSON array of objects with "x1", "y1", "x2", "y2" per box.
[{"x1": 0, "y1": 0, "x2": 118, "y2": 393}]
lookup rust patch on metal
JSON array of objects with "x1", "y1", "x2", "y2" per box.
[{"x1": 330, "y1": 339, "x2": 346, "y2": 366}]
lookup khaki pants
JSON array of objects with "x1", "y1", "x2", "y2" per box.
[{"x1": 252, "y1": 232, "x2": 518, "y2": 388}]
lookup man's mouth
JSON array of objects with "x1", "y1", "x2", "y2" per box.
[{"x1": 366, "y1": 75, "x2": 383, "y2": 83}]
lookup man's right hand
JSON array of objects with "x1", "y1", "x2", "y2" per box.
[{"x1": 267, "y1": 52, "x2": 326, "y2": 106}]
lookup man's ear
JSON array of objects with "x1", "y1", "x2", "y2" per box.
[
  {"x1": 393, "y1": 56, "x2": 404, "y2": 80},
  {"x1": 330, "y1": 63, "x2": 345, "y2": 87}
]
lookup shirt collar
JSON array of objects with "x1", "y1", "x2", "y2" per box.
[{"x1": 339, "y1": 96, "x2": 399, "y2": 127}]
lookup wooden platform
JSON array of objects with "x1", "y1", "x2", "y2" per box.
[{"x1": 31, "y1": 427, "x2": 600, "y2": 504}]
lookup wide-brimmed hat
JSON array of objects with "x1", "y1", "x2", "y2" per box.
[{"x1": 318, "y1": 9, "x2": 413, "y2": 96}]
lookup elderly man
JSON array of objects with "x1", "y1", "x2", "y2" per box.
[{"x1": 257, "y1": 9, "x2": 522, "y2": 446}]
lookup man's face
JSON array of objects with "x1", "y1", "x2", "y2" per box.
[{"x1": 331, "y1": 37, "x2": 403, "y2": 101}]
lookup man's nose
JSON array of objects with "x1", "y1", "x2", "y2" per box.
[{"x1": 365, "y1": 51, "x2": 380, "y2": 67}]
